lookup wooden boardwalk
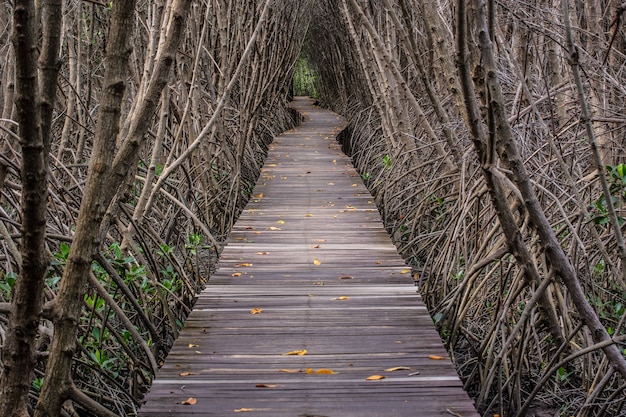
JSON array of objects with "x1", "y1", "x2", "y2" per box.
[{"x1": 139, "y1": 98, "x2": 479, "y2": 417}]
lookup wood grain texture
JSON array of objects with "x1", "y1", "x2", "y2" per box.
[{"x1": 138, "y1": 97, "x2": 479, "y2": 417}]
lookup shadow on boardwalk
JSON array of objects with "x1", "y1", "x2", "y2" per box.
[{"x1": 139, "y1": 97, "x2": 479, "y2": 417}]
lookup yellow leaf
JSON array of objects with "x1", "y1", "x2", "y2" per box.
[
  {"x1": 385, "y1": 367, "x2": 411, "y2": 372},
  {"x1": 333, "y1": 296, "x2": 350, "y2": 301},
  {"x1": 231, "y1": 272, "x2": 242, "y2": 277},
  {"x1": 328, "y1": 182, "x2": 335, "y2": 185},
  {"x1": 257, "y1": 251, "x2": 270, "y2": 255},
  {"x1": 305, "y1": 214, "x2": 314, "y2": 217},
  {"x1": 352, "y1": 184, "x2": 358, "y2": 187},
  {"x1": 365, "y1": 375, "x2": 386, "y2": 381},
  {"x1": 428, "y1": 354, "x2": 448, "y2": 360},
  {"x1": 188, "y1": 344, "x2": 199, "y2": 348},
  {"x1": 315, "y1": 368, "x2": 339, "y2": 375},
  {"x1": 181, "y1": 397, "x2": 197, "y2": 405},
  {"x1": 313, "y1": 259, "x2": 322, "y2": 265},
  {"x1": 400, "y1": 269, "x2": 411, "y2": 274},
  {"x1": 250, "y1": 308, "x2": 263, "y2": 315},
  {"x1": 277, "y1": 220, "x2": 285, "y2": 224},
  {"x1": 306, "y1": 367, "x2": 313, "y2": 374},
  {"x1": 256, "y1": 193, "x2": 264, "y2": 198},
  {"x1": 255, "y1": 384, "x2": 277, "y2": 388},
  {"x1": 179, "y1": 371, "x2": 197, "y2": 377},
  {"x1": 235, "y1": 263, "x2": 253, "y2": 267},
  {"x1": 234, "y1": 408, "x2": 254, "y2": 412},
  {"x1": 282, "y1": 349, "x2": 307, "y2": 356},
  {"x1": 278, "y1": 369, "x2": 302, "y2": 373},
  {"x1": 269, "y1": 227, "x2": 281, "y2": 231}
]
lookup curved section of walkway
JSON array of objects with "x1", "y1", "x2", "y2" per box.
[{"x1": 139, "y1": 97, "x2": 478, "y2": 417}]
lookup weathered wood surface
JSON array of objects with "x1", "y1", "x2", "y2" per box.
[{"x1": 139, "y1": 97, "x2": 479, "y2": 417}]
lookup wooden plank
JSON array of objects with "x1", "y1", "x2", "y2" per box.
[{"x1": 138, "y1": 97, "x2": 478, "y2": 417}]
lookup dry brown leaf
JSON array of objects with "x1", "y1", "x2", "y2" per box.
[
  {"x1": 365, "y1": 375, "x2": 386, "y2": 381},
  {"x1": 278, "y1": 369, "x2": 302, "y2": 373},
  {"x1": 312, "y1": 244, "x2": 321, "y2": 249},
  {"x1": 256, "y1": 193, "x2": 264, "y2": 199},
  {"x1": 282, "y1": 349, "x2": 307, "y2": 356},
  {"x1": 315, "y1": 368, "x2": 339, "y2": 375},
  {"x1": 231, "y1": 272, "x2": 242, "y2": 277},
  {"x1": 428, "y1": 354, "x2": 448, "y2": 360},
  {"x1": 234, "y1": 408, "x2": 254, "y2": 413},
  {"x1": 333, "y1": 296, "x2": 349, "y2": 301},
  {"x1": 339, "y1": 275, "x2": 353, "y2": 280},
  {"x1": 179, "y1": 371, "x2": 197, "y2": 377},
  {"x1": 255, "y1": 384, "x2": 277, "y2": 388},
  {"x1": 181, "y1": 397, "x2": 197, "y2": 405},
  {"x1": 313, "y1": 259, "x2": 321, "y2": 265},
  {"x1": 235, "y1": 263, "x2": 253, "y2": 267},
  {"x1": 257, "y1": 252, "x2": 269, "y2": 255},
  {"x1": 385, "y1": 366, "x2": 411, "y2": 372},
  {"x1": 250, "y1": 308, "x2": 263, "y2": 315},
  {"x1": 375, "y1": 261, "x2": 383, "y2": 265}
]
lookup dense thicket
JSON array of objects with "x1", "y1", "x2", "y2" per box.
[
  {"x1": 0, "y1": 1, "x2": 309, "y2": 415},
  {"x1": 304, "y1": 1, "x2": 626, "y2": 416},
  {"x1": 2, "y1": 1, "x2": 626, "y2": 416}
]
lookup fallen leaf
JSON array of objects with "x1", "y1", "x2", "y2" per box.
[
  {"x1": 446, "y1": 409, "x2": 463, "y2": 417},
  {"x1": 306, "y1": 367, "x2": 313, "y2": 374},
  {"x1": 277, "y1": 220, "x2": 285, "y2": 224},
  {"x1": 278, "y1": 369, "x2": 302, "y2": 373},
  {"x1": 188, "y1": 344, "x2": 199, "y2": 348},
  {"x1": 268, "y1": 227, "x2": 281, "y2": 231},
  {"x1": 333, "y1": 296, "x2": 350, "y2": 301},
  {"x1": 385, "y1": 366, "x2": 411, "y2": 372},
  {"x1": 179, "y1": 372, "x2": 197, "y2": 377},
  {"x1": 234, "y1": 408, "x2": 254, "y2": 413},
  {"x1": 428, "y1": 354, "x2": 448, "y2": 360},
  {"x1": 313, "y1": 259, "x2": 321, "y2": 265},
  {"x1": 365, "y1": 375, "x2": 386, "y2": 381},
  {"x1": 256, "y1": 193, "x2": 264, "y2": 199},
  {"x1": 352, "y1": 184, "x2": 358, "y2": 187},
  {"x1": 231, "y1": 272, "x2": 242, "y2": 277},
  {"x1": 328, "y1": 182, "x2": 335, "y2": 185},
  {"x1": 282, "y1": 349, "x2": 307, "y2": 356},
  {"x1": 400, "y1": 269, "x2": 411, "y2": 274},
  {"x1": 250, "y1": 308, "x2": 263, "y2": 315},
  {"x1": 376, "y1": 261, "x2": 383, "y2": 265},
  {"x1": 257, "y1": 252, "x2": 270, "y2": 255},
  {"x1": 181, "y1": 397, "x2": 197, "y2": 405},
  {"x1": 314, "y1": 239, "x2": 326, "y2": 243},
  {"x1": 255, "y1": 384, "x2": 277, "y2": 388},
  {"x1": 312, "y1": 244, "x2": 321, "y2": 249},
  {"x1": 315, "y1": 368, "x2": 339, "y2": 374},
  {"x1": 305, "y1": 213, "x2": 314, "y2": 217},
  {"x1": 339, "y1": 275, "x2": 353, "y2": 280},
  {"x1": 235, "y1": 263, "x2": 253, "y2": 267}
]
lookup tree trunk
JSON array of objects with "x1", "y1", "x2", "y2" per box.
[{"x1": 0, "y1": 1, "x2": 61, "y2": 416}]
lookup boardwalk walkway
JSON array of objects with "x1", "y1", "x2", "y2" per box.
[{"x1": 139, "y1": 98, "x2": 479, "y2": 416}]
